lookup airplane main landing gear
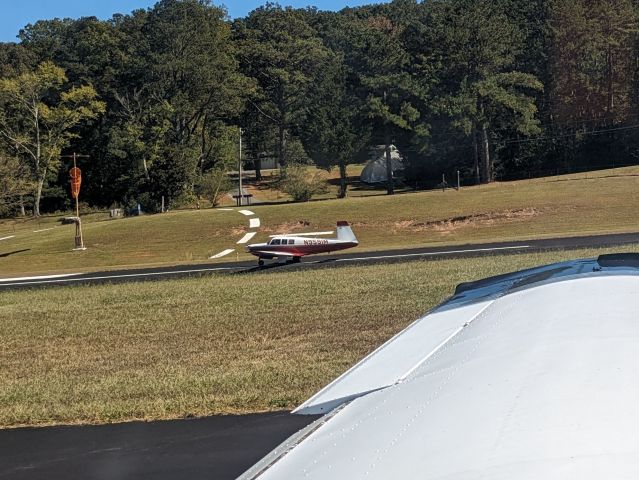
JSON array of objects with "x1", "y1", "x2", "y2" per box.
[
  {"x1": 258, "y1": 259, "x2": 265, "y2": 267},
  {"x1": 292, "y1": 257, "x2": 301, "y2": 263}
]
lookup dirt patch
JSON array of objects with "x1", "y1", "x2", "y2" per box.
[
  {"x1": 391, "y1": 208, "x2": 543, "y2": 234},
  {"x1": 230, "y1": 226, "x2": 247, "y2": 236},
  {"x1": 260, "y1": 220, "x2": 311, "y2": 234}
]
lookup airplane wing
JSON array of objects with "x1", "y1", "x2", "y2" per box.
[
  {"x1": 239, "y1": 254, "x2": 639, "y2": 479},
  {"x1": 251, "y1": 250, "x2": 303, "y2": 257},
  {"x1": 268, "y1": 232, "x2": 334, "y2": 238}
]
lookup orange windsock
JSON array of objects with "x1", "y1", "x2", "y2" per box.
[{"x1": 69, "y1": 167, "x2": 82, "y2": 199}]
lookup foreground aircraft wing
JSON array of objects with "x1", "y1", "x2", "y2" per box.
[{"x1": 240, "y1": 254, "x2": 639, "y2": 479}]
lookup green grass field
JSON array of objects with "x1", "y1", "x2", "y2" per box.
[
  {"x1": 1, "y1": 165, "x2": 638, "y2": 277},
  {"x1": 1, "y1": 244, "x2": 637, "y2": 428}
]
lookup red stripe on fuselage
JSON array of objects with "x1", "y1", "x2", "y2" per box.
[{"x1": 248, "y1": 241, "x2": 357, "y2": 258}]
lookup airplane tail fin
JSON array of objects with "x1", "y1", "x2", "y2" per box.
[{"x1": 336, "y1": 221, "x2": 358, "y2": 243}]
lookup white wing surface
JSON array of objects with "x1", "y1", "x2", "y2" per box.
[{"x1": 240, "y1": 254, "x2": 639, "y2": 480}]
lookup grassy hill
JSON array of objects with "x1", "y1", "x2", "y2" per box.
[{"x1": 1, "y1": 165, "x2": 638, "y2": 276}]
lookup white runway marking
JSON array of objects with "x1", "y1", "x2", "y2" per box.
[
  {"x1": 219, "y1": 208, "x2": 234, "y2": 211},
  {"x1": 0, "y1": 235, "x2": 15, "y2": 241},
  {"x1": 239, "y1": 210, "x2": 255, "y2": 216},
  {"x1": 0, "y1": 273, "x2": 84, "y2": 283},
  {"x1": 249, "y1": 218, "x2": 261, "y2": 228},
  {"x1": 0, "y1": 267, "x2": 235, "y2": 287},
  {"x1": 209, "y1": 248, "x2": 235, "y2": 259},
  {"x1": 33, "y1": 228, "x2": 55, "y2": 233},
  {"x1": 335, "y1": 245, "x2": 531, "y2": 263},
  {"x1": 237, "y1": 232, "x2": 257, "y2": 244}
]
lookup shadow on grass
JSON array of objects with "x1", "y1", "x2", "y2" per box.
[
  {"x1": 236, "y1": 256, "x2": 342, "y2": 274},
  {"x1": 0, "y1": 249, "x2": 30, "y2": 258},
  {"x1": 543, "y1": 173, "x2": 639, "y2": 184},
  {"x1": 236, "y1": 262, "x2": 289, "y2": 274}
]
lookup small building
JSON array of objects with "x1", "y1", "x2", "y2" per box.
[{"x1": 360, "y1": 145, "x2": 404, "y2": 184}]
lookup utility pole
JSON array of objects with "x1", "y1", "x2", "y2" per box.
[
  {"x1": 383, "y1": 91, "x2": 394, "y2": 195},
  {"x1": 238, "y1": 127, "x2": 243, "y2": 206}
]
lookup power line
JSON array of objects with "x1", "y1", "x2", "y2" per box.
[
  {"x1": 400, "y1": 121, "x2": 639, "y2": 157},
  {"x1": 425, "y1": 111, "x2": 639, "y2": 140},
  {"x1": 502, "y1": 123, "x2": 639, "y2": 144}
]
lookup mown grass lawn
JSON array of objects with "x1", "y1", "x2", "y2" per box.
[
  {"x1": 1, "y1": 165, "x2": 638, "y2": 277},
  {"x1": 254, "y1": 165, "x2": 639, "y2": 249},
  {"x1": 1, "y1": 244, "x2": 636, "y2": 428},
  {"x1": 0, "y1": 209, "x2": 244, "y2": 276}
]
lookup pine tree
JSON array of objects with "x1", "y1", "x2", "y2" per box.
[{"x1": 429, "y1": 0, "x2": 543, "y2": 183}]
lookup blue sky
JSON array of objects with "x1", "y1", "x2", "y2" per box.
[{"x1": 1, "y1": 0, "x2": 377, "y2": 42}]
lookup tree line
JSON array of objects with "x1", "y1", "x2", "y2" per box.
[{"x1": 0, "y1": 0, "x2": 637, "y2": 215}]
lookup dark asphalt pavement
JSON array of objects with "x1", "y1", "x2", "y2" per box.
[
  {"x1": 0, "y1": 412, "x2": 318, "y2": 480},
  {"x1": 2, "y1": 231, "x2": 639, "y2": 290}
]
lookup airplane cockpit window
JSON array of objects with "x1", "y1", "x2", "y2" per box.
[{"x1": 272, "y1": 239, "x2": 281, "y2": 245}]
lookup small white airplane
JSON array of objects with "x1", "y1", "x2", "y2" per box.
[{"x1": 247, "y1": 221, "x2": 358, "y2": 266}]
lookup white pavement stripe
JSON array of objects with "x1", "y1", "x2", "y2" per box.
[
  {"x1": 209, "y1": 248, "x2": 235, "y2": 259},
  {"x1": 0, "y1": 267, "x2": 236, "y2": 287},
  {"x1": 0, "y1": 273, "x2": 85, "y2": 283},
  {"x1": 237, "y1": 232, "x2": 257, "y2": 244},
  {"x1": 336, "y1": 245, "x2": 531, "y2": 263},
  {"x1": 33, "y1": 228, "x2": 55, "y2": 233},
  {"x1": 0, "y1": 235, "x2": 15, "y2": 241},
  {"x1": 219, "y1": 208, "x2": 234, "y2": 211},
  {"x1": 239, "y1": 210, "x2": 255, "y2": 216},
  {"x1": 249, "y1": 218, "x2": 261, "y2": 228}
]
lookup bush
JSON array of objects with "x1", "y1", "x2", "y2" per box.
[
  {"x1": 280, "y1": 165, "x2": 329, "y2": 202},
  {"x1": 198, "y1": 169, "x2": 233, "y2": 207},
  {"x1": 134, "y1": 192, "x2": 160, "y2": 213}
]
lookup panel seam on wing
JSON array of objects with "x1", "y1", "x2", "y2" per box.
[
  {"x1": 285, "y1": 300, "x2": 509, "y2": 477},
  {"x1": 294, "y1": 300, "x2": 495, "y2": 415},
  {"x1": 394, "y1": 301, "x2": 494, "y2": 384},
  {"x1": 286, "y1": 299, "x2": 504, "y2": 476},
  {"x1": 363, "y1": 295, "x2": 520, "y2": 475}
]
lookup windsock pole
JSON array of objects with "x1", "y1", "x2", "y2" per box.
[
  {"x1": 74, "y1": 154, "x2": 84, "y2": 249},
  {"x1": 66, "y1": 152, "x2": 87, "y2": 250}
]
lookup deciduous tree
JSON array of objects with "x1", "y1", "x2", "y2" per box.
[
  {"x1": 0, "y1": 151, "x2": 33, "y2": 215},
  {"x1": 0, "y1": 61, "x2": 105, "y2": 215}
]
